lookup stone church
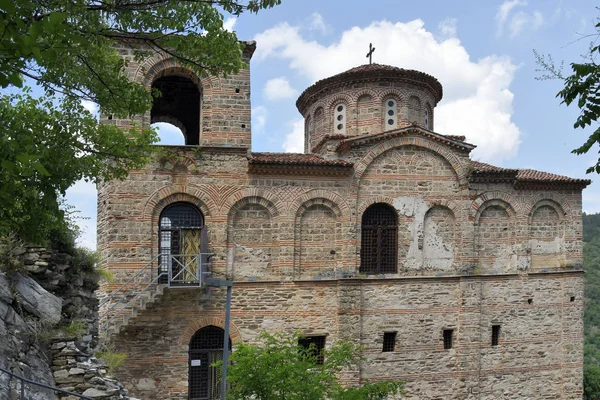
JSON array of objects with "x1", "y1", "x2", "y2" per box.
[{"x1": 98, "y1": 38, "x2": 589, "y2": 399}]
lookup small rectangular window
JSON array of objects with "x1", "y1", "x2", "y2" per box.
[
  {"x1": 491, "y1": 325, "x2": 501, "y2": 346},
  {"x1": 382, "y1": 332, "x2": 396, "y2": 352},
  {"x1": 443, "y1": 329, "x2": 453, "y2": 349},
  {"x1": 299, "y1": 336, "x2": 326, "y2": 365}
]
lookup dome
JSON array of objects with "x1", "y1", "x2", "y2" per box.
[{"x1": 296, "y1": 63, "x2": 443, "y2": 114}]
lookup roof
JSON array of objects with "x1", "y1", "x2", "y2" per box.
[
  {"x1": 249, "y1": 152, "x2": 353, "y2": 167},
  {"x1": 471, "y1": 161, "x2": 591, "y2": 189},
  {"x1": 336, "y1": 126, "x2": 476, "y2": 154},
  {"x1": 296, "y1": 63, "x2": 443, "y2": 114}
]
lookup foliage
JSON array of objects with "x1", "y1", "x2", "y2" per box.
[
  {"x1": 534, "y1": 12, "x2": 600, "y2": 174},
  {"x1": 0, "y1": 232, "x2": 25, "y2": 273},
  {"x1": 586, "y1": 364, "x2": 600, "y2": 400},
  {"x1": 61, "y1": 320, "x2": 88, "y2": 337},
  {"x1": 97, "y1": 345, "x2": 128, "y2": 375},
  {"x1": 95, "y1": 267, "x2": 115, "y2": 283},
  {"x1": 0, "y1": 0, "x2": 280, "y2": 244},
  {"x1": 583, "y1": 213, "x2": 600, "y2": 398},
  {"x1": 221, "y1": 330, "x2": 403, "y2": 400}
]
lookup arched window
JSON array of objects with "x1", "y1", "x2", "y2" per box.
[
  {"x1": 189, "y1": 326, "x2": 232, "y2": 400},
  {"x1": 159, "y1": 202, "x2": 205, "y2": 284},
  {"x1": 334, "y1": 103, "x2": 346, "y2": 134},
  {"x1": 151, "y1": 75, "x2": 201, "y2": 145},
  {"x1": 384, "y1": 99, "x2": 397, "y2": 129},
  {"x1": 360, "y1": 204, "x2": 398, "y2": 274}
]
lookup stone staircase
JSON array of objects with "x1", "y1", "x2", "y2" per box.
[{"x1": 99, "y1": 283, "x2": 168, "y2": 340}]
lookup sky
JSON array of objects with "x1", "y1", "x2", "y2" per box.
[{"x1": 70, "y1": 0, "x2": 600, "y2": 249}]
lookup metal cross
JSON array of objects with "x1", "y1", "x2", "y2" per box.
[{"x1": 366, "y1": 43, "x2": 376, "y2": 64}]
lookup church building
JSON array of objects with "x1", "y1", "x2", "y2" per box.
[{"x1": 98, "y1": 39, "x2": 588, "y2": 399}]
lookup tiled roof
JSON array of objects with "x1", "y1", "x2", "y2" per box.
[
  {"x1": 445, "y1": 135, "x2": 466, "y2": 142},
  {"x1": 296, "y1": 63, "x2": 443, "y2": 113},
  {"x1": 249, "y1": 152, "x2": 353, "y2": 167},
  {"x1": 471, "y1": 161, "x2": 591, "y2": 187}
]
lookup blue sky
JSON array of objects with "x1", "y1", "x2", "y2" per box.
[{"x1": 70, "y1": 0, "x2": 600, "y2": 249}]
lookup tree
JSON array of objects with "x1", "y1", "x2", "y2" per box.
[
  {"x1": 221, "y1": 330, "x2": 403, "y2": 400},
  {"x1": 535, "y1": 12, "x2": 600, "y2": 174},
  {"x1": 0, "y1": 0, "x2": 280, "y2": 243}
]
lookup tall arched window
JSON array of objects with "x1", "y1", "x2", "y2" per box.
[
  {"x1": 360, "y1": 204, "x2": 398, "y2": 274},
  {"x1": 189, "y1": 326, "x2": 232, "y2": 400},
  {"x1": 159, "y1": 202, "x2": 205, "y2": 284},
  {"x1": 334, "y1": 103, "x2": 346, "y2": 134}
]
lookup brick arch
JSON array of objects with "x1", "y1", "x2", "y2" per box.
[
  {"x1": 425, "y1": 199, "x2": 461, "y2": 218},
  {"x1": 524, "y1": 194, "x2": 571, "y2": 217},
  {"x1": 143, "y1": 184, "x2": 215, "y2": 223},
  {"x1": 354, "y1": 136, "x2": 468, "y2": 185},
  {"x1": 325, "y1": 93, "x2": 352, "y2": 111},
  {"x1": 292, "y1": 189, "x2": 350, "y2": 218},
  {"x1": 179, "y1": 317, "x2": 242, "y2": 346},
  {"x1": 221, "y1": 188, "x2": 283, "y2": 218},
  {"x1": 528, "y1": 199, "x2": 566, "y2": 224},
  {"x1": 357, "y1": 196, "x2": 397, "y2": 216},
  {"x1": 379, "y1": 89, "x2": 404, "y2": 104},
  {"x1": 352, "y1": 88, "x2": 378, "y2": 103},
  {"x1": 312, "y1": 103, "x2": 325, "y2": 119},
  {"x1": 135, "y1": 55, "x2": 206, "y2": 89},
  {"x1": 472, "y1": 197, "x2": 517, "y2": 225}
]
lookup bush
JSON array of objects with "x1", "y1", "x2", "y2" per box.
[{"x1": 97, "y1": 345, "x2": 128, "y2": 375}]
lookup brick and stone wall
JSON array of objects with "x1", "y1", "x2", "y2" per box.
[{"x1": 96, "y1": 52, "x2": 585, "y2": 399}]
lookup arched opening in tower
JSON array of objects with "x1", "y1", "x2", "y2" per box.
[{"x1": 151, "y1": 75, "x2": 201, "y2": 145}]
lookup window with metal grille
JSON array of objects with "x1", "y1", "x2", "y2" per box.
[
  {"x1": 491, "y1": 325, "x2": 500, "y2": 346},
  {"x1": 299, "y1": 336, "x2": 326, "y2": 365},
  {"x1": 360, "y1": 204, "x2": 398, "y2": 274},
  {"x1": 382, "y1": 332, "x2": 396, "y2": 352},
  {"x1": 159, "y1": 202, "x2": 204, "y2": 284},
  {"x1": 443, "y1": 329, "x2": 453, "y2": 349},
  {"x1": 189, "y1": 326, "x2": 232, "y2": 400}
]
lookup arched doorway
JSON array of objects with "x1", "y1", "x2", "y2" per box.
[
  {"x1": 159, "y1": 202, "x2": 205, "y2": 285},
  {"x1": 189, "y1": 326, "x2": 232, "y2": 400}
]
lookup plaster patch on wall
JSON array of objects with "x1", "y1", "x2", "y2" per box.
[
  {"x1": 393, "y1": 196, "x2": 428, "y2": 270},
  {"x1": 530, "y1": 237, "x2": 566, "y2": 269},
  {"x1": 423, "y1": 217, "x2": 454, "y2": 271},
  {"x1": 233, "y1": 244, "x2": 271, "y2": 279}
]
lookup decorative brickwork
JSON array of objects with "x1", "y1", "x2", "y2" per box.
[{"x1": 97, "y1": 52, "x2": 588, "y2": 399}]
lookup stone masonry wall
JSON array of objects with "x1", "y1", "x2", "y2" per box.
[{"x1": 109, "y1": 272, "x2": 583, "y2": 399}]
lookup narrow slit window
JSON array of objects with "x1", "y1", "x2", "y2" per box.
[
  {"x1": 385, "y1": 99, "x2": 397, "y2": 129},
  {"x1": 334, "y1": 104, "x2": 346, "y2": 134},
  {"x1": 491, "y1": 325, "x2": 500, "y2": 346},
  {"x1": 443, "y1": 329, "x2": 453, "y2": 349},
  {"x1": 382, "y1": 332, "x2": 396, "y2": 352},
  {"x1": 299, "y1": 335, "x2": 326, "y2": 365}
]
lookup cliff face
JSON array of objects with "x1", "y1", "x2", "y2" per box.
[{"x1": 0, "y1": 245, "x2": 99, "y2": 399}]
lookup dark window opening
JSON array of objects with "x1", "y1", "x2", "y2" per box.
[
  {"x1": 151, "y1": 75, "x2": 201, "y2": 145},
  {"x1": 360, "y1": 204, "x2": 398, "y2": 274},
  {"x1": 491, "y1": 325, "x2": 500, "y2": 346},
  {"x1": 528, "y1": 298, "x2": 533, "y2": 304},
  {"x1": 382, "y1": 332, "x2": 396, "y2": 352},
  {"x1": 570, "y1": 296, "x2": 575, "y2": 302},
  {"x1": 443, "y1": 329, "x2": 453, "y2": 349},
  {"x1": 299, "y1": 336, "x2": 326, "y2": 365},
  {"x1": 189, "y1": 326, "x2": 232, "y2": 400}
]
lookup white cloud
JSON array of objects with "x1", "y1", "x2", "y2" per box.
[
  {"x1": 263, "y1": 77, "x2": 298, "y2": 101},
  {"x1": 437, "y1": 17, "x2": 457, "y2": 39},
  {"x1": 81, "y1": 100, "x2": 99, "y2": 116},
  {"x1": 496, "y1": 1, "x2": 543, "y2": 38},
  {"x1": 309, "y1": 12, "x2": 331, "y2": 35},
  {"x1": 252, "y1": 105, "x2": 267, "y2": 133},
  {"x1": 282, "y1": 118, "x2": 304, "y2": 153},
  {"x1": 223, "y1": 17, "x2": 237, "y2": 32},
  {"x1": 254, "y1": 19, "x2": 520, "y2": 163}
]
